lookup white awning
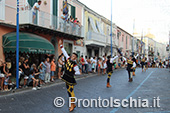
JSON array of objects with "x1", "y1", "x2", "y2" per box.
[
  {"x1": 88, "y1": 17, "x2": 98, "y2": 33},
  {"x1": 96, "y1": 21, "x2": 104, "y2": 35}
]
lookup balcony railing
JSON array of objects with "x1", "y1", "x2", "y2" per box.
[
  {"x1": 19, "y1": 10, "x2": 84, "y2": 37},
  {"x1": 87, "y1": 31, "x2": 107, "y2": 43},
  {"x1": 106, "y1": 36, "x2": 118, "y2": 47}
]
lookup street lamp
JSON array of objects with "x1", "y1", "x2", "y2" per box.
[{"x1": 16, "y1": 0, "x2": 19, "y2": 89}]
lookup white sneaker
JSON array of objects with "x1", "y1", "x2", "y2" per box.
[{"x1": 32, "y1": 87, "x2": 37, "y2": 90}]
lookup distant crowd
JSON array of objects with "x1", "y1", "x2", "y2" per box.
[{"x1": 0, "y1": 54, "x2": 169, "y2": 92}]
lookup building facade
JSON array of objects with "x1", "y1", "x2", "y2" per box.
[{"x1": 0, "y1": 0, "x2": 84, "y2": 61}]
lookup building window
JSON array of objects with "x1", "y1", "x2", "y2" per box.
[
  {"x1": 122, "y1": 36, "x2": 124, "y2": 42},
  {"x1": 126, "y1": 36, "x2": 127, "y2": 49},
  {"x1": 117, "y1": 32, "x2": 119, "y2": 39}
]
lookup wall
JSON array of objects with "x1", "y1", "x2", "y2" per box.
[{"x1": 0, "y1": 25, "x2": 15, "y2": 60}]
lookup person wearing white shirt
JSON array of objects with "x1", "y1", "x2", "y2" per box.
[
  {"x1": 59, "y1": 40, "x2": 81, "y2": 112},
  {"x1": 31, "y1": 0, "x2": 41, "y2": 23}
]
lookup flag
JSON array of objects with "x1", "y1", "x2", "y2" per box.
[
  {"x1": 63, "y1": 0, "x2": 68, "y2": 14},
  {"x1": 63, "y1": 0, "x2": 68, "y2": 20}
]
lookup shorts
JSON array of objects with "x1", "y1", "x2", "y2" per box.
[
  {"x1": 51, "y1": 71, "x2": 55, "y2": 76},
  {"x1": 4, "y1": 78, "x2": 9, "y2": 85},
  {"x1": 33, "y1": 12, "x2": 36, "y2": 15},
  {"x1": 24, "y1": 75, "x2": 29, "y2": 79},
  {"x1": 0, "y1": 74, "x2": 5, "y2": 78},
  {"x1": 28, "y1": 81, "x2": 33, "y2": 86}
]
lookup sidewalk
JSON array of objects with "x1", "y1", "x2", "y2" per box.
[
  {"x1": 0, "y1": 68, "x2": 123, "y2": 97},
  {"x1": 0, "y1": 73, "x2": 97, "y2": 96}
]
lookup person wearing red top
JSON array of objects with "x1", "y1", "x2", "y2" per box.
[{"x1": 80, "y1": 55, "x2": 85, "y2": 73}]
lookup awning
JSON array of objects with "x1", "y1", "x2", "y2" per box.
[{"x1": 3, "y1": 32, "x2": 55, "y2": 54}]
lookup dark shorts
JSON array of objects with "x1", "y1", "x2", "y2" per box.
[{"x1": 28, "y1": 81, "x2": 33, "y2": 86}]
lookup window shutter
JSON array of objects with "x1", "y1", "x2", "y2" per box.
[{"x1": 71, "y1": 6, "x2": 76, "y2": 19}]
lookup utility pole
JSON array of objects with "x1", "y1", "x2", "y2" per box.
[{"x1": 16, "y1": 0, "x2": 19, "y2": 89}]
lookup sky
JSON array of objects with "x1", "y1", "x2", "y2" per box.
[{"x1": 78, "y1": 0, "x2": 170, "y2": 44}]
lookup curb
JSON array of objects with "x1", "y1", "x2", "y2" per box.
[{"x1": 0, "y1": 68, "x2": 124, "y2": 97}]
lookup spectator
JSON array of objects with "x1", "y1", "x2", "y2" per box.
[
  {"x1": 73, "y1": 18, "x2": 78, "y2": 24},
  {"x1": 80, "y1": 55, "x2": 85, "y2": 73},
  {"x1": 58, "y1": 53, "x2": 64, "y2": 79},
  {"x1": 88, "y1": 57, "x2": 92, "y2": 73},
  {"x1": 32, "y1": 0, "x2": 42, "y2": 23},
  {"x1": 30, "y1": 64, "x2": 40, "y2": 79},
  {"x1": 68, "y1": 16, "x2": 74, "y2": 23},
  {"x1": 39, "y1": 59, "x2": 46, "y2": 85},
  {"x1": 21, "y1": 58, "x2": 30, "y2": 88},
  {"x1": 2, "y1": 61, "x2": 12, "y2": 91},
  {"x1": 84, "y1": 56, "x2": 88, "y2": 74},
  {"x1": 18, "y1": 57, "x2": 25, "y2": 88},
  {"x1": 28, "y1": 70, "x2": 41, "y2": 90},
  {"x1": 77, "y1": 21, "x2": 81, "y2": 27},
  {"x1": 45, "y1": 58, "x2": 51, "y2": 83},
  {"x1": 51, "y1": 58, "x2": 56, "y2": 82},
  {"x1": 92, "y1": 57, "x2": 97, "y2": 73},
  {"x1": 103, "y1": 56, "x2": 107, "y2": 74},
  {"x1": 61, "y1": 12, "x2": 66, "y2": 21},
  {"x1": 118, "y1": 58, "x2": 121, "y2": 68},
  {"x1": 98, "y1": 58, "x2": 103, "y2": 75},
  {"x1": 0, "y1": 59, "x2": 5, "y2": 91}
]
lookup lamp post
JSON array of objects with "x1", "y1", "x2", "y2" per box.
[
  {"x1": 110, "y1": 0, "x2": 113, "y2": 56},
  {"x1": 16, "y1": 0, "x2": 19, "y2": 89}
]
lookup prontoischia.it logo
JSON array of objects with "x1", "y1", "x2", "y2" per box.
[{"x1": 54, "y1": 97, "x2": 160, "y2": 108}]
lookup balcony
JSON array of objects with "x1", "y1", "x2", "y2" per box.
[
  {"x1": 19, "y1": 10, "x2": 84, "y2": 38},
  {"x1": 86, "y1": 31, "x2": 106, "y2": 47},
  {"x1": 106, "y1": 36, "x2": 118, "y2": 48}
]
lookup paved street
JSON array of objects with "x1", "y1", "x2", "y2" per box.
[{"x1": 0, "y1": 68, "x2": 170, "y2": 113}]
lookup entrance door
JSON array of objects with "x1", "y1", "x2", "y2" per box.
[
  {"x1": 87, "y1": 48, "x2": 92, "y2": 58},
  {"x1": 64, "y1": 42, "x2": 72, "y2": 55},
  {"x1": 53, "y1": 0, "x2": 58, "y2": 29},
  {"x1": 95, "y1": 49, "x2": 99, "y2": 57},
  {"x1": 28, "y1": 0, "x2": 37, "y2": 24}
]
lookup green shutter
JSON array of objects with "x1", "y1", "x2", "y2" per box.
[
  {"x1": 28, "y1": 0, "x2": 37, "y2": 7},
  {"x1": 28, "y1": 0, "x2": 37, "y2": 24},
  {"x1": 53, "y1": 0, "x2": 58, "y2": 28},
  {"x1": 71, "y1": 6, "x2": 76, "y2": 19},
  {"x1": 53, "y1": 0, "x2": 58, "y2": 16}
]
